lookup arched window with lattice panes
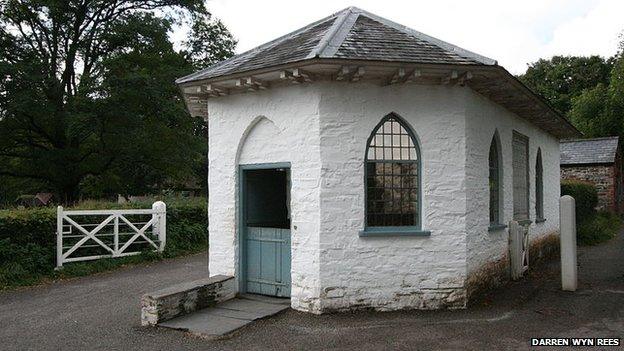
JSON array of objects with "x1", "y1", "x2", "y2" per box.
[{"x1": 364, "y1": 113, "x2": 421, "y2": 230}]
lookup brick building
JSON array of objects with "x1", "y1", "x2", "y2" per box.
[{"x1": 560, "y1": 136, "x2": 623, "y2": 214}]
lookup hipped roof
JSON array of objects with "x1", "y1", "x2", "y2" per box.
[{"x1": 177, "y1": 7, "x2": 580, "y2": 139}]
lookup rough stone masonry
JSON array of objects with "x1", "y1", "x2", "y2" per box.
[{"x1": 141, "y1": 275, "x2": 235, "y2": 326}]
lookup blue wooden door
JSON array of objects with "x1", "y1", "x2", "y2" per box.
[
  {"x1": 245, "y1": 227, "x2": 291, "y2": 297},
  {"x1": 242, "y1": 167, "x2": 291, "y2": 297}
]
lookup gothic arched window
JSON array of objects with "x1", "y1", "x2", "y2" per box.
[
  {"x1": 489, "y1": 132, "x2": 503, "y2": 225},
  {"x1": 536, "y1": 148, "x2": 544, "y2": 221},
  {"x1": 365, "y1": 113, "x2": 421, "y2": 229}
]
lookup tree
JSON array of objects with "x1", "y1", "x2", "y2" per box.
[
  {"x1": 0, "y1": 1, "x2": 235, "y2": 202},
  {"x1": 80, "y1": 13, "x2": 205, "y2": 198},
  {"x1": 569, "y1": 35, "x2": 624, "y2": 138},
  {"x1": 568, "y1": 83, "x2": 611, "y2": 137},
  {"x1": 519, "y1": 55, "x2": 613, "y2": 114},
  {"x1": 184, "y1": 13, "x2": 236, "y2": 70}
]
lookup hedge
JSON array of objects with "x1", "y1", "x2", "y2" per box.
[
  {"x1": 561, "y1": 180, "x2": 598, "y2": 223},
  {"x1": 0, "y1": 198, "x2": 207, "y2": 289},
  {"x1": 560, "y1": 180, "x2": 620, "y2": 245}
]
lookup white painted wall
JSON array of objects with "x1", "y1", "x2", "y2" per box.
[
  {"x1": 316, "y1": 82, "x2": 469, "y2": 311},
  {"x1": 206, "y1": 79, "x2": 561, "y2": 313},
  {"x1": 464, "y1": 89, "x2": 561, "y2": 275},
  {"x1": 207, "y1": 84, "x2": 323, "y2": 311}
]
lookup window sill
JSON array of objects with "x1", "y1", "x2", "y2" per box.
[
  {"x1": 488, "y1": 224, "x2": 507, "y2": 232},
  {"x1": 535, "y1": 218, "x2": 547, "y2": 223},
  {"x1": 359, "y1": 227, "x2": 431, "y2": 237}
]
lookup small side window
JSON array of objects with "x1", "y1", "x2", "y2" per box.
[
  {"x1": 489, "y1": 132, "x2": 503, "y2": 225},
  {"x1": 536, "y1": 148, "x2": 544, "y2": 220}
]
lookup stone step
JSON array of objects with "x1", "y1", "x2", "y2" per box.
[
  {"x1": 158, "y1": 297, "x2": 290, "y2": 339},
  {"x1": 141, "y1": 275, "x2": 236, "y2": 326}
]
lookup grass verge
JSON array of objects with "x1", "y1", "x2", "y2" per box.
[{"x1": 577, "y1": 211, "x2": 621, "y2": 245}]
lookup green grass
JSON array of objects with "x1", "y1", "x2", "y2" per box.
[{"x1": 577, "y1": 211, "x2": 621, "y2": 245}]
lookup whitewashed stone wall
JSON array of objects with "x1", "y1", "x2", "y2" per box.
[
  {"x1": 464, "y1": 89, "x2": 561, "y2": 275},
  {"x1": 206, "y1": 80, "x2": 561, "y2": 313},
  {"x1": 207, "y1": 85, "x2": 323, "y2": 312},
  {"x1": 316, "y1": 82, "x2": 469, "y2": 311}
]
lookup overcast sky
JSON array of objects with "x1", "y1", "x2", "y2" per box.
[{"x1": 183, "y1": 0, "x2": 623, "y2": 75}]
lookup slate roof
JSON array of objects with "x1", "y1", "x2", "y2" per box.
[
  {"x1": 176, "y1": 7, "x2": 496, "y2": 84},
  {"x1": 560, "y1": 137, "x2": 620, "y2": 165}
]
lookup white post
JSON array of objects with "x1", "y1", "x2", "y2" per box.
[
  {"x1": 56, "y1": 206, "x2": 63, "y2": 269},
  {"x1": 152, "y1": 201, "x2": 166, "y2": 252},
  {"x1": 113, "y1": 215, "x2": 119, "y2": 256},
  {"x1": 508, "y1": 220, "x2": 521, "y2": 280},
  {"x1": 560, "y1": 195, "x2": 578, "y2": 291}
]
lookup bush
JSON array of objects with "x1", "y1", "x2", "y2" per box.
[
  {"x1": 561, "y1": 180, "x2": 598, "y2": 223},
  {"x1": 0, "y1": 198, "x2": 207, "y2": 289},
  {"x1": 577, "y1": 211, "x2": 621, "y2": 245}
]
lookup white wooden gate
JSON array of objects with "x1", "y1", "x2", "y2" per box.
[
  {"x1": 509, "y1": 220, "x2": 530, "y2": 280},
  {"x1": 56, "y1": 201, "x2": 166, "y2": 268}
]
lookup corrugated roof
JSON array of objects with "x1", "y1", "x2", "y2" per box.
[
  {"x1": 560, "y1": 136, "x2": 620, "y2": 165},
  {"x1": 176, "y1": 7, "x2": 495, "y2": 84}
]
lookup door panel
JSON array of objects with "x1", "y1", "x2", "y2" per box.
[{"x1": 245, "y1": 227, "x2": 291, "y2": 297}]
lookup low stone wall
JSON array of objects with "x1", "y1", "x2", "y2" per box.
[
  {"x1": 466, "y1": 231, "x2": 559, "y2": 301},
  {"x1": 141, "y1": 275, "x2": 236, "y2": 326}
]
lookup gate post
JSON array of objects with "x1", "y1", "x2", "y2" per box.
[
  {"x1": 508, "y1": 220, "x2": 521, "y2": 280},
  {"x1": 560, "y1": 195, "x2": 577, "y2": 291},
  {"x1": 152, "y1": 201, "x2": 166, "y2": 252},
  {"x1": 56, "y1": 206, "x2": 63, "y2": 269}
]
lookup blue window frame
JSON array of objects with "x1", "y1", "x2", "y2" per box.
[{"x1": 360, "y1": 113, "x2": 429, "y2": 237}]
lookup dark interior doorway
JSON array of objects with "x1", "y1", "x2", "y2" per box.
[{"x1": 244, "y1": 168, "x2": 290, "y2": 229}]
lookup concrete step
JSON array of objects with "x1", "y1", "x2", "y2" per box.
[{"x1": 158, "y1": 296, "x2": 290, "y2": 339}]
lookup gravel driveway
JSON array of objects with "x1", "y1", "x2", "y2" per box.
[{"x1": 2, "y1": 230, "x2": 623, "y2": 351}]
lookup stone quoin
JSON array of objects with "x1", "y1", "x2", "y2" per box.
[{"x1": 176, "y1": 7, "x2": 580, "y2": 313}]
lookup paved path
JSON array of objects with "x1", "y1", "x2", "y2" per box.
[
  {"x1": 0, "y1": 253, "x2": 211, "y2": 351},
  {"x1": 2, "y1": 230, "x2": 623, "y2": 350}
]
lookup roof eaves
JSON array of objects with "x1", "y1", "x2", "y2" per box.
[
  {"x1": 561, "y1": 136, "x2": 619, "y2": 143},
  {"x1": 561, "y1": 161, "x2": 615, "y2": 166},
  {"x1": 492, "y1": 65, "x2": 582, "y2": 138}
]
